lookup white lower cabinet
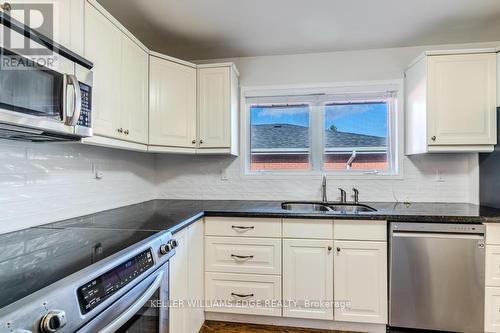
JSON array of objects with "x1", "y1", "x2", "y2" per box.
[
  {"x1": 486, "y1": 287, "x2": 500, "y2": 332},
  {"x1": 205, "y1": 272, "x2": 282, "y2": 316},
  {"x1": 333, "y1": 241, "x2": 387, "y2": 324},
  {"x1": 170, "y1": 220, "x2": 205, "y2": 333},
  {"x1": 283, "y1": 239, "x2": 334, "y2": 320}
]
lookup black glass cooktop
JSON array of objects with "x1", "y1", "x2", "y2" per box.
[{"x1": 0, "y1": 227, "x2": 156, "y2": 310}]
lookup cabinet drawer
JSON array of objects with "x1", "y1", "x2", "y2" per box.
[
  {"x1": 486, "y1": 287, "x2": 500, "y2": 332},
  {"x1": 283, "y1": 219, "x2": 333, "y2": 239},
  {"x1": 487, "y1": 245, "x2": 500, "y2": 287},
  {"x1": 205, "y1": 272, "x2": 282, "y2": 317},
  {"x1": 205, "y1": 237, "x2": 281, "y2": 275},
  {"x1": 487, "y1": 224, "x2": 500, "y2": 245},
  {"x1": 205, "y1": 217, "x2": 281, "y2": 238},
  {"x1": 334, "y1": 220, "x2": 387, "y2": 241}
]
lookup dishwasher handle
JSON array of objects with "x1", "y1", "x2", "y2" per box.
[{"x1": 392, "y1": 231, "x2": 485, "y2": 240}]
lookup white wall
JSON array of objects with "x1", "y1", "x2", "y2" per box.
[
  {"x1": 156, "y1": 41, "x2": 500, "y2": 204},
  {"x1": 0, "y1": 140, "x2": 156, "y2": 234}
]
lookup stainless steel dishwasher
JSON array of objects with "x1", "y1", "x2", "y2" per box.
[{"x1": 389, "y1": 222, "x2": 485, "y2": 333}]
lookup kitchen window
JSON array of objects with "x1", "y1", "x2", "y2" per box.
[{"x1": 244, "y1": 83, "x2": 401, "y2": 176}]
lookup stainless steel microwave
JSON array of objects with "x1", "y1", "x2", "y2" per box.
[{"x1": 0, "y1": 11, "x2": 93, "y2": 141}]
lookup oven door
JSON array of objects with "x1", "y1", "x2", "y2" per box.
[{"x1": 77, "y1": 264, "x2": 169, "y2": 333}]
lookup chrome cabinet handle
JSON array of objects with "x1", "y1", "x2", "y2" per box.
[
  {"x1": 0, "y1": 2, "x2": 12, "y2": 12},
  {"x1": 328, "y1": 246, "x2": 333, "y2": 252},
  {"x1": 231, "y1": 292, "x2": 254, "y2": 298},
  {"x1": 65, "y1": 74, "x2": 82, "y2": 126},
  {"x1": 336, "y1": 247, "x2": 341, "y2": 252},
  {"x1": 192, "y1": 139, "x2": 196, "y2": 144},
  {"x1": 431, "y1": 136, "x2": 436, "y2": 141},
  {"x1": 117, "y1": 128, "x2": 123, "y2": 134},
  {"x1": 231, "y1": 254, "x2": 254, "y2": 259},
  {"x1": 124, "y1": 129, "x2": 129, "y2": 135},
  {"x1": 231, "y1": 226, "x2": 255, "y2": 230},
  {"x1": 200, "y1": 139, "x2": 204, "y2": 144}
]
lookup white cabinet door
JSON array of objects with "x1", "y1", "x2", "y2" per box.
[
  {"x1": 120, "y1": 35, "x2": 148, "y2": 144},
  {"x1": 169, "y1": 228, "x2": 188, "y2": 333},
  {"x1": 187, "y1": 220, "x2": 205, "y2": 333},
  {"x1": 486, "y1": 287, "x2": 500, "y2": 333},
  {"x1": 427, "y1": 53, "x2": 497, "y2": 146},
  {"x1": 334, "y1": 241, "x2": 387, "y2": 324},
  {"x1": 197, "y1": 67, "x2": 231, "y2": 148},
  {"x1": 170, "y1": 220, "x2": 205, "y2": 333},
  {"x1": 149, "y1": 56, "x2": 197, "y2": 147},
  {"x1": 9, "y1": 0, "x2": 84, "y2": 54},
  {"x1": 283, "y1": 239, "x2": 334, "y2": 320},
  {"x1": 84, "y1": 2, "x2": 122, "y2": 139},
  {"x1": 497, "y1": 51, "x2": 500, "y2": 107}
]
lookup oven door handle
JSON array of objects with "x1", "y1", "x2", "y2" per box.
[
  {"x1": 99, "y1": 270, "x2": 164, "y2": 333},
  {"x1": 65, "y1": 74, "x2": 82, "y2": 126}
]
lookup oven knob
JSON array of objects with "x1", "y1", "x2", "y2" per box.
[
  {"x1": 168, "y1": 239, "x2": 178, "y2": 249},
  {"x1": 159, "y1": 243, "x2": 171, "y2": 255},
  {"x1": 40, "y1": 310, "x2": 67, "y2": 333}
]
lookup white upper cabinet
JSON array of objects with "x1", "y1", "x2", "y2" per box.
[
  {"x1": 120, "y1": 35, "x2": 149, "y2": 144},
  {"x1": 84, "y1": 1, "x2": 121, "y2": 139},
  {"x1": 149, "y1": 55, "x2": 197, "y2": 149},
  {"x1": 406, "y1": 51, "x2": 497, "y2": 154},
  {"x1": 9, "y1": 0, "x2": 84, "y2": 54},
  {"x1": 84, "y1": 1, "x2": 149, "y2": 145},
  {"x1": 197, "y1": 64, "x2": 240, "y2": 155},
  {"x1": 497, "y1": 50, "x2": 500, "y2": 107},
  {"x1": 334, "y1": 240, "x2": 387, "y2": 324}
]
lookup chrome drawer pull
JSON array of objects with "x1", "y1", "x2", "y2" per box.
[
  {"x1": 231, "y1": 254, "x2": 254, "y2": 260},
  {"x1": 231, "y1": 292, "x2": 254, "y2": 298},
  {"x1": 231, "y1": 226, "x2": 255, "y2": 230}
]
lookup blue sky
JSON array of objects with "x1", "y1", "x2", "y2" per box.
[{"x1": 250, "y1": 103, "x2": 388, "y2": 138}]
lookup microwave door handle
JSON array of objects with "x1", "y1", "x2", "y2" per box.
[
  {"x1": 65, "y1": 74, "x2": 82, "y2": 126},
  {"x1": 99, "y1": 270, "x2": 164, "y2": 333}
]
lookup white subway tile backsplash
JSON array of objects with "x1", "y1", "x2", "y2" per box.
[{"x1": 0, "y1": 140, "x2": 156, "y2": 234}]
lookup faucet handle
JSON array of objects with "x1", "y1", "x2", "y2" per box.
[
  {"x1": 352, "y1": 188, "x2": 359, "y2": 204},
  {"x1": 338, "y1": 188, "x2": 347, "y2": 203}
]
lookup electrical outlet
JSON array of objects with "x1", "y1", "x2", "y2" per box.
[
  {"x1": 436, "y1": 169, "x2": 445, "y2": 182},
  {"x1": 91, "y1": 162, "x2": 104, "y2": 180}
]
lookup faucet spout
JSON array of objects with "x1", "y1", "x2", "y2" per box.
[{"x1": 321, "y1": 175, "x2": 327, "y2": 202}]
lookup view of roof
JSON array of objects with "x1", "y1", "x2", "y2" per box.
[{"x1": 251, "y1": 124, "x2": 387, "y2": 150}]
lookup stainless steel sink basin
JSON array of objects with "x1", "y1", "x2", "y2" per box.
[
  {"x1": 281, "y1": 202, "x2": 377, "y2": 213},
  {"x1": 281, "y1": 202, "x2": 331, "y2": 212},
  {"x1": 329, "y1": 204, "x2": 377, "y2": 213}
]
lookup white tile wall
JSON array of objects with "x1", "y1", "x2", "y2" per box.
[
  {"x1": 155, "y1": 153, "x2": 479, "y2": 204},
  {"x1": 0, "y1": 140, "x2": 156, "y2": 234}
]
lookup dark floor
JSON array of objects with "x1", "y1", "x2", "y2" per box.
[{"x1": 199, "y1": 321, "x2": 362, "y2": 333}]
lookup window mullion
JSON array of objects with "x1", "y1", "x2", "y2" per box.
[{"x1": 310, "y1": 102, "x2": 323, "y2": 172}]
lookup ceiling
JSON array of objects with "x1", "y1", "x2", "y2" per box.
[{"x1": 97, "y1": 0, "x2": 500, "y2": 60}]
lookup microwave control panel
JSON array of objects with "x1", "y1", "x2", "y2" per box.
[{"x1": 77, "y1": 83, "x2": 92, "y2": 129}]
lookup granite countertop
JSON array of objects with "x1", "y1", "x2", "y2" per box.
[
  {"x1": 43, "y1": 199, "x2": 500, "y2": 234},
  {"x1": 2, "y1": 199, "x2": 499, "y2": 310}
]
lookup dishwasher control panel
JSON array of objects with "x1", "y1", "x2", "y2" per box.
[{"x1": 391, "y1": 222, "x2": 485, "y2": 234}]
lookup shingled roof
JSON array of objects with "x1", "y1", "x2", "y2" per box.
[{"x1": 251, "y1": 124, "x2": 386, "y2": 150}]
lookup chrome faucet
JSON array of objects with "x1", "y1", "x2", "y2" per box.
[{"x1": 321, "y1": 175, "x2": 328, "y2": 202}]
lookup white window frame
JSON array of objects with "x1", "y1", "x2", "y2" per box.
[{"x1": 240, "y1": 80, "x2": 404, "y2": 179}]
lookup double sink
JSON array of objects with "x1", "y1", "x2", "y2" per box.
[{"x1": 281, "y1": 201, "x2": 377, "y2": 214}]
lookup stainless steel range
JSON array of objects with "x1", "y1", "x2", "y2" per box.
[{"x1": 0, "y1": 228, "x2": 177, "y2": 333}]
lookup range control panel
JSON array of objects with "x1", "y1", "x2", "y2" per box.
[
  {"x1": 77, "y1": 83, "x2": 92, "y2": 129},
  {"x1": 77, "y1": 248, "x2": 154, "y2": 314}
]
